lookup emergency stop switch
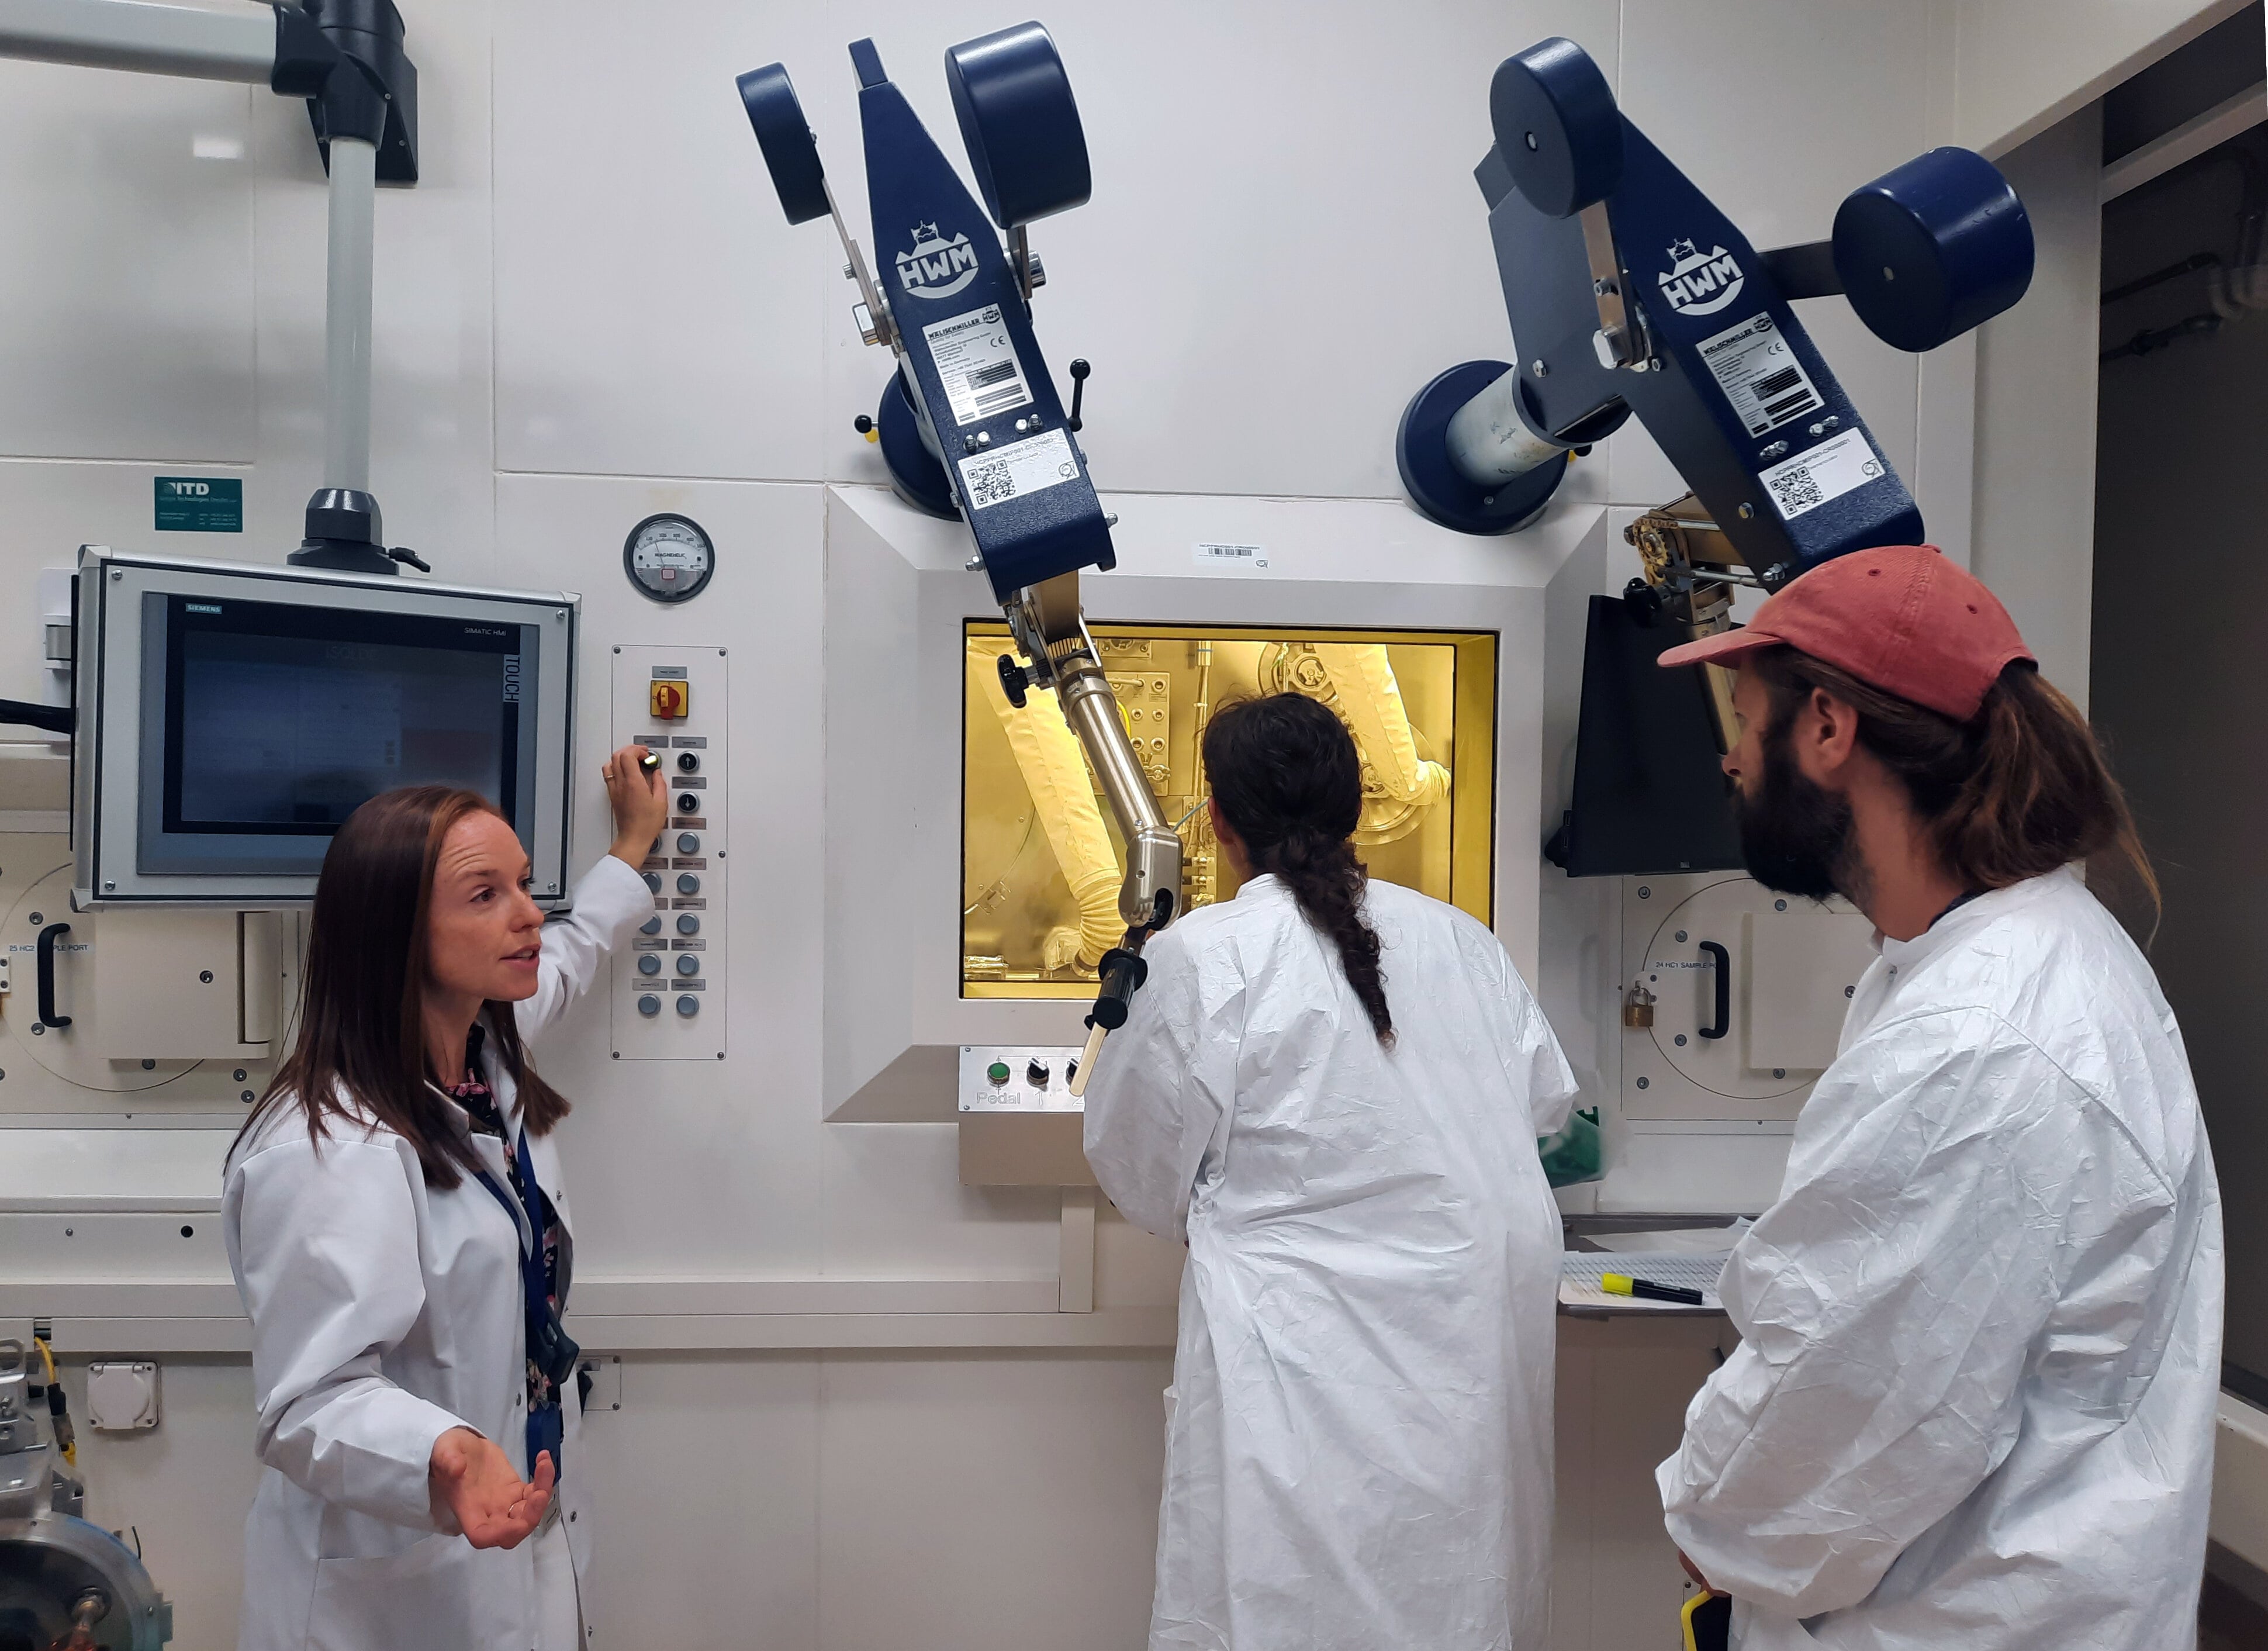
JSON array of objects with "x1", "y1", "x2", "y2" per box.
[{"x1": 649, "y1": 678, "x2": 690, "y2": 719}]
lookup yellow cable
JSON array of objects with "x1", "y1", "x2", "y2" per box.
[{"x1": 33, "y1": 1336, "x2": 75, "y2": 1466}]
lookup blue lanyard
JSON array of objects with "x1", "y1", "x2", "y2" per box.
[{"x1": 471, "y1": 1127, "x2": 578, "y2": 1478}]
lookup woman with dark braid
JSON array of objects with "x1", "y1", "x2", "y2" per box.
[{"x1": 1084, "y1": 692, "x2": 1577, "y2": 1651}]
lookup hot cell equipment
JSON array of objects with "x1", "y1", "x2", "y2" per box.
[{"x1": 739, "y1": 22, "x2": 1178, "y2": 1076}]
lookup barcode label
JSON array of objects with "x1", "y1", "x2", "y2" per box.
[
  {"x1": 1699, "y1": 312, "x2": 1825, "y2": 437},
  {"x1": 921, "y1": 305, "x2": 1034, "y2": 427},
  {"x1": 957, "y1": 428, "x2": 1081, "y2": 512},
  {"x1": 1193, "y1": 541, "x2": 1271, "y2": 571},
  {"x1": 1759, "y1": 429, "x2": 1884, "y2": 521}
]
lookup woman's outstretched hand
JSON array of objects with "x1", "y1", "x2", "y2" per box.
[
  {"x1": 430, "y1": 1426, "x2": 554, "y2": 1550},
  {"x1": 602, "y1": 743, "x2": 671, "y2": 868}
]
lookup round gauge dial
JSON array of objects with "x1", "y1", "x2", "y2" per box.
[{"x1": 623, "y1": 513, "x2": 715, "y2": 603}]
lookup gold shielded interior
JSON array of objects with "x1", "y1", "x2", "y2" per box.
[{"x1": 962, "y1": 621, "x2": 1498, "y2": 999}]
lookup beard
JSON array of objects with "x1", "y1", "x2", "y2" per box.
[{"x1": 1734, "y1": 719, "x2": 1858, "y2": 901}]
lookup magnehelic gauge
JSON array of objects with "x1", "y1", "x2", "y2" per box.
[{"x1": 624, "y1": 514, "x2": 716, "y2": 603}]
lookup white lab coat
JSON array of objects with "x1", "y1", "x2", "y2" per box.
[
  {"x1": 223, "y1": 852, "x2": 651, "y2": 1651},
  {"x1": 1085, "y1": 874, "x2": 1578, "y2": 1651},
  {"x1": 1658, "y1": 868, "x2": 2224, "y2": 1650}
]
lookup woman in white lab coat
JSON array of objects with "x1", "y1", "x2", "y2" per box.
[
  {"x1": 223, "y1": 751, "x2": 666, "y2": 1651},
  {"x1": 1084, "y1": 692, "x2": 1579, "y2": 1651}
]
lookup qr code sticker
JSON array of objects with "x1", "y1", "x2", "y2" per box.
[
  {"x1": 966, "y1": 460, "x2": 1015, "y2": 507},
  {"x1": 1768, "y1": 467, "x2": 1824, "y2": 515}
]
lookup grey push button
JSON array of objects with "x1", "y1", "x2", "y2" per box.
[
  {"x1": 675, "y1": 994, "x2": 700, "y2": 1017},
  {"x1": 677, "y1": 914, "x2": 701, "y2": 935},
  {"x1": 677, "y1": 832, "x2": 700, "y2": 854},
  {"x1": 675, "y1": 954, "x2": 700, "y2": 977},
  {"x1": 637, "y1": 994, "x2": 662, "y2": 1017},
  {"x1": 637, "y1": 954, "x2": 662, "y2": 976},
  {"x1": 676, "y1": 872, "x2": 701, "y2": 895}
]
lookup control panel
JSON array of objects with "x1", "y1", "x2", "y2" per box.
[
  {"x1": 957, "y1": 1044, "x2": 1085, "y2": 1114},
  {"x1": 612, "y1": 647, "x2": 727, "y2": 1060}
]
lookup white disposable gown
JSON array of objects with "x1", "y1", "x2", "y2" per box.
[
  {"x1": 1658, "y1": 868, "x2": 2224, "y2": 1650},
  {"x1": 1084, "y1": 873, "x2": 1578, "y2": 1651},
  {"x1": 223, "y1": 853, "x2": 651, "y2": 1651}
]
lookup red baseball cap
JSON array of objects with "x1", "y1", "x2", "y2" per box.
[{"x1": 1656, "y1": 544, "x2": 2034, "y2": 723}]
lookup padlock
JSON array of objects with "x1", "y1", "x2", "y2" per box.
[{"x1": 1622, "y1": 981, "x2": 1656, "y2": 1030}]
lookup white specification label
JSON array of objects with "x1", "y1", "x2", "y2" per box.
[
  {"x1": 1193, "y1": 541, "x2": 1270, "y2": 571},
  {"x1": 922, "y1": 305, "x2": 1033, "y2": 427},
  {"x1": 1759, "y1": 429, "x2": 1885, "y2": 521},
  {"x1": 959, "y1": 428, "x2": 1080, "y2": 511},
  {"x1": 1700, "y1": 312, "x2": 1824, "y2": 437}
]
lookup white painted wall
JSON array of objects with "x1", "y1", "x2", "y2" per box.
[{"x1": 0, "y1": 0, "x2": 2208, "y2": 1646}]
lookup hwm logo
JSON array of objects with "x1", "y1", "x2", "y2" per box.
[
  {"x1": 1656, "y1": 238, "x2": 1744, "y2": 316},
  {"x1": 896, "y1": 223, "x2": 978, "y2": 300}
]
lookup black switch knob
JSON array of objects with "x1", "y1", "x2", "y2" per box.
[
  {"x1": 676, "y1": 752, "x2": 700, "y2": 772},
  {"x1": 1026, "y1": 1058, "x2": 1050, "y2": 1087},
  {"x1": 997, "y1": 655, "x2": 1029, "y2": 709}
]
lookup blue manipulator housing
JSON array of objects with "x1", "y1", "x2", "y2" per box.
[
  {"x1": 1399, "y1": 39, "x2": 2035, "y2": 882},
  {"x1": 737, "y1": 22, "x2": 1183, "y2": 1055},
  {"x1": 1400, "y1": 37, "x2": 2031, "y2": 594},
  {"x1": 739, "y1": 27, "x2": 1111, "y2": 605}
]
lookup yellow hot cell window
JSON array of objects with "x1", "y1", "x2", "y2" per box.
[{"x1": 962, "y1": 622, "x2": 1497, "y2": 999}]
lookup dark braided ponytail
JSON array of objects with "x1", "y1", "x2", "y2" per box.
[{"x1": 1202, "y1": 693, "x2": 1394, "y2": 1047}]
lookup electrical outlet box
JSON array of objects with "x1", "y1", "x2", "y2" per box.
[{"x1": 86, "y1": 1361, "x2": 160, "y2": 1431}]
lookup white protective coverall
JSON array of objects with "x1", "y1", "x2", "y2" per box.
[
  {"x1": 223, "y1": 853, "x2": 650, "y2": 1651},
  {"x1": 1658, "y1": 867, "x2": 2224, "y2": 1650},
  {"x1": 1085, "y1": 873, "x2": 1578, "y2": 1651}
]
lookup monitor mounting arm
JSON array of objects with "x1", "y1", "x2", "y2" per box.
[{"x1": 0, "y1": 0, "x2": 421, "y2": 575}]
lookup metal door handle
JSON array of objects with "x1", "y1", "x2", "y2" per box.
[
  {"x1": 36, "y1": 922, "x2": 72, "y2": 1030},
  {"x1": 1697, "y1": 940, "x2": 1728, "y2": 1040}
]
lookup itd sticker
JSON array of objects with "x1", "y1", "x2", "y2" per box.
[{"x1": 154, "y1": 476, "x2": 242, "y2": 533}]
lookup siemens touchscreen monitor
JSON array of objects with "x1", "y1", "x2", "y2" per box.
[{"x1": 75, "y1": 550, "x2": 577, "y2": 906}]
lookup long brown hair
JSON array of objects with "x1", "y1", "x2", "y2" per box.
[
  {"x1": 237, "y1": 786, "x2": 572, "y2": 1187},
  {"x1": 1750, "y1": 647, "x2": 2160, "y2": 916},
  {"x1": 1203, "y1": 693, "x2": 1395, "y2": 1046}
]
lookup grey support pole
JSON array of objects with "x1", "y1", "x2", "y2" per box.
[{"x1": 323, "y1": 135, "x2": 376, "y2": 497}]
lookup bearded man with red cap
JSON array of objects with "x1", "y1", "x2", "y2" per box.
[{"x1": 1652, "y1": 545, "x2": 2223, "y2": 1650}]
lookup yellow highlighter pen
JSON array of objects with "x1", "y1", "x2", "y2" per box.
[{"x1": 1602, "y1": 1272, "x2": 1706, "y2": 1305}]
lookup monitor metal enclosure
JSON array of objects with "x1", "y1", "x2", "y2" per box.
[{"x1": 72, "y1": 549, "x2": 578, "y2": 909}]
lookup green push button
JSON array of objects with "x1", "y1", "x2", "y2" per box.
[{"x1": 986, "y1": 1061, "x2": 1011, "y2": 1085}]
